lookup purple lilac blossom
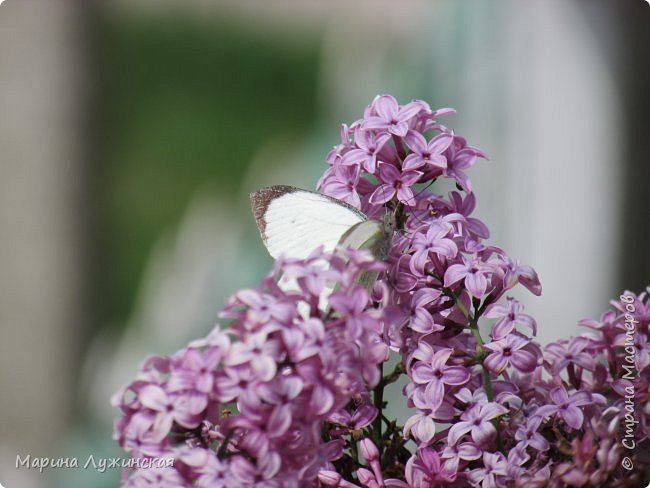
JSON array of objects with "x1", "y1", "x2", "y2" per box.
[{"x1": 114, "y1": 95, "x2": 650, "y2": 487}]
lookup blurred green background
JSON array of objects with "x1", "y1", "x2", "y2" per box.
[{"x1": 96, "y1": 14, "x2": 320, "y2": 328}]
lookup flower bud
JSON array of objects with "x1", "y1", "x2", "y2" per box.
[
  {"x1": 360, "y1": 438, "x2": 379, "y2": 462},
  {"x1": 356, "y1": 467, "x2": 376, "y2": 485},
  {"x1": 318, "y1": 469, "x2": 342, "y2": 486}
]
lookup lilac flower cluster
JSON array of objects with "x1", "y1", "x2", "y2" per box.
[
  {"x1": 113, "y1": 249, "x2": 389, "y2": 486},
  {"x1": 114, "y1": 94, "x2": 650, "y2": 487}
]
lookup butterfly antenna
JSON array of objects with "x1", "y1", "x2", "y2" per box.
[
  {"x1": 400, "y1": 179, "x2": 439, "y2": 232},
  {"x1": 400, "y1": 178, "x2": 437, "y2": 221},
  {"x1": 413, "y1": 179, "x2": 436, "y2": 200}
]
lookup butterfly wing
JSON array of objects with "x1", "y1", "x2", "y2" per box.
[
  {"x1": 250, "y1": 185, "x2": 367, "y2": 260},
  {"x1": 337, "y1": 219, "x2": 393, "y2": 292},
  {"x1": 338, "y1": 219, "x2": 393, "y2": 258}
]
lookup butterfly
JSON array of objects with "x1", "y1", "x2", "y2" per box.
[{"x1": 250, "y1": 185, "x2": 394, "y2": 286}]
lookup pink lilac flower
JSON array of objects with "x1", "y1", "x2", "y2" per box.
[
  {"x1": 340, "y1": 126, "x2": 391, "y2": 173},
  {"x1": 213, "y1": 363, "x2": 254, "y2": 402},
  {"x1": 224, "y1": 330, "x2": 281, "y2": 381},
  {"x1": 440, "y1": 442, "x2": 482, "y2": 472},
  {"x1": 544, "y1": 337, "x2": 596, "y2": 374},
  {"x1": 281, "y1": 317, "x2": 326, "y2": 363},
  {"x1": 321, "y1": 163, "x2": 362, "y2": 207},
  {"x1": 445, "y1": 191, "x2": 490, "y2": 239},
  {"x1": 411, "y1": 346, "x2": 471, "y2": 410},
  {"x1": 467, "y1": 451, "x2": 508, "y2": 488},
  {"x1": 369, "y1": 162, "x2": 422, "y2": 206},
  {"x1": 195, "y1": 460, "x2": 231, "y2": 487},
  {"x1": 407, "y1": 289, "x2": 444, "y2": 335},
  {"x1": 328, "y1": 286, "x2": 375, "y2": 339},
  {"x1": 454, "y1": 387, "x2": 488, "y2": 410},
  {"x1": 483, "y1": 332, "x2": 538, "y2": 374},
  {"x1": 402, "y1": 130, "x2": 452, "y2": 170},
  {"x1": 120, "y1": 413, "x2": 167, "y2": 457},
  {"x1": 484, "y1": 297, "x2": 537, "y2": 339},
  {"x1": 230, "y1": 288, "x2": 295, "y2": 328},
  {"x1": 403, "y1": 409, "x2": 437, "y2": 445},
  {"x1": 168, "y1": 347, "x2": 222, "y2": 393},
  {"x1": 409, "y1": 221, "x2": 458, "y2": 275},
  {"x1": 447, "y1": 402, "x2": 508, "y2": 446},
  {"x1": 442, "y1": 135, "x2": 486, "y2": 192},
  {"x1": 138, "y1": 385, "x2": 207, "y2": 440},
  {"x1": 328, "y1": 402, "x2": 377, "y2": 433},
  {"x1": 362, "y1": 94, "x2": 424, "y2": 137},
  {"x1": 405, "y1": 448, "x2": 457, "y2": 487},
  {"x1": 502, "y1": 257, "x2": 542, "y2": 296},
  {"x1": 513, "y1": 416, "x2": 549, "y2": 451},
  {"x1": 534, "y1": 386, "x2": 593, "y2": 429},
  {"x1": 444, "y1": 255, "x2": 495, "y2": 298}
]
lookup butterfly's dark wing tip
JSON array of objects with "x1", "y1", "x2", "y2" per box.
[{"x1": 250, "y1": 185, "x2": 299, "y2": 237}]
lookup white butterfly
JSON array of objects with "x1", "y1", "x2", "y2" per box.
[{"x1": 250, "y1": 185, "x2": 394, "y2": 263}]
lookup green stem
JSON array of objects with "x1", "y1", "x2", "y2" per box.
[
  {"x1": 350, "y1": 436, "x2": 359, "y2": 464},
  {"x1": 383, "y1": 362, "x2": 405, "y2": 385},
  {"x1": 445, "y1": 289, "x2": 505, "y2": 452},
  {"x1": 217, "y1": 429, "x2": 235, "y2": 458},
  {"x1": 446, "y1": 289, "x2": 487, "y2": 361},
  {"x1": 567, "y1": 363, "x2": 579, "y2": 389},
  {"x1": 469, "y1": 326, "x2": 485, "y2": 357},
  {"x1": 394, "y1": 202, "x2": 406, "y2": 230},
  {"x1": 392, "y1": 135, "x2": 407, "y2": 160},
  {"x1": 482, "y1": 367, "x2": 494, "y2": 400},
  {"x1": 373, "y1": 361, "x2": 384, "y2": 444}
]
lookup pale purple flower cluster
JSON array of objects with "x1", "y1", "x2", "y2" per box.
[
  {"x1": 317, "y1": 94, "x2": 649, "y2": 486},
  {"x1": 318, "y1": 95, "x2": 476, "y2": 217},
  {"x1": 114, "y1": 94, "x2": 650, "y2": 487},
  {"x1": 113, "y1": 248, "x2": 389, "y2": 487}
]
